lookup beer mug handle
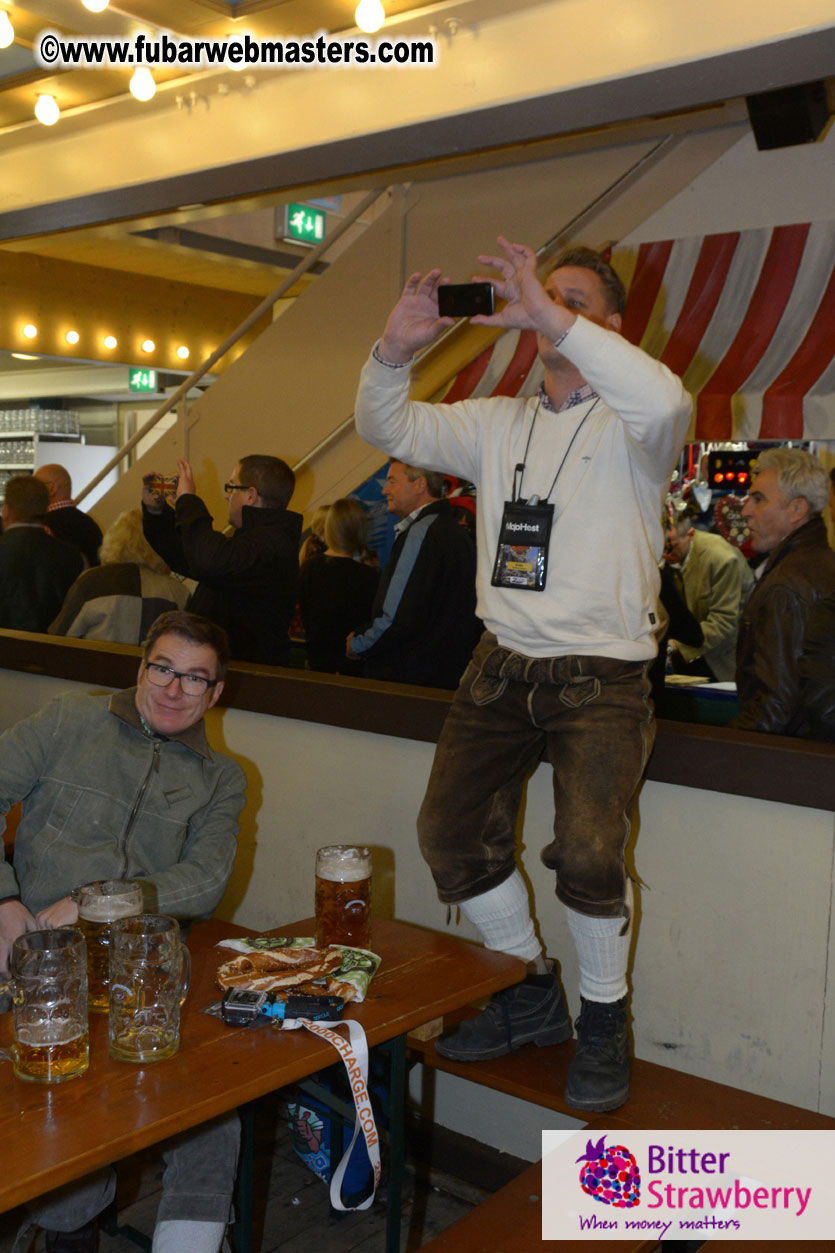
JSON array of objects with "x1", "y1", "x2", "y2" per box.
[{"x1": 178, "y1": 945, "x2": 191, "y2": 1007}]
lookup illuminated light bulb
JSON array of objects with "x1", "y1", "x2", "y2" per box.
[
  {"x1": 0, "y1": 11, "x2": 14, "y2": 50},
  {"x1": 65, "y1": 330, "x2": 80, "y2": 345},
  {"x1": 141, "y1": 339, "x2": 155, "y2": 353},
  {"x1": 34, "y1": 94, "x2": 60, "y2": 126},
  {"x1": 130, "y1": 67, "x2": 156, "y2": 102},
  {"x1": 23, "y1": 323, "x2": 38, "y2": 340},
  {"x1": 82, "y1": 0, "x2": 109, "y2": 11},
  {"x1": 176, "y1": 345, "x2": 190, "y2": 360},
  {"x1": 104, "y1": 335, "x2": 117, "y2": 350},
  {"x1": 355, "y1": 0, "x2": 385, "y2": 34}
]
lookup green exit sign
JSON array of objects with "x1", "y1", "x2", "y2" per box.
[
  {"x1": 284, "y1": 203, "x2": 326, "y2": 246},
  {"x1": 130, "y1": 369, "x2": 158, "y2": 393}
]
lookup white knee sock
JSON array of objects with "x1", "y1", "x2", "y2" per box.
[
  {"x1": 565, "y1": 879, "x2": 634, "y2": 1003},
  {"x1": 459, "y1": 871, "x2": 543, "y2": 965},
  {"x1": 153, "y1": 1220, "x2": 226, "y2": 1253}
]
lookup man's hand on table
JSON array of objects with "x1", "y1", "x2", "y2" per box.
[
  {"x1": 0, "y1": 899, "x2": 39, "y2": 977},
  {"x1": 36, "y1": 896, "x2": 79, "y2": 931}
]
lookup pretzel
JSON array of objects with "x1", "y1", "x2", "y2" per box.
[{"x1": 216, "y1": 947, "x2": 344, "y2": 994}]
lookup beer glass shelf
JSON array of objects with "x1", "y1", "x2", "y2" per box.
[{"x1": 0, "y1": 421, "x2": 84, "y2": 502}]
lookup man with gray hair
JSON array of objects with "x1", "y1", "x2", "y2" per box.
[
  {"x1": 347, "y1": 459, "x2": 479, "y2": 687},
  {"x1": 736, "y1": 447, "x2": 835, "y2": 735}
]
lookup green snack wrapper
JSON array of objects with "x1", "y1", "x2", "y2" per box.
[{"x1": 216, "y1": 936, "x2": 380, "y2": 1003}]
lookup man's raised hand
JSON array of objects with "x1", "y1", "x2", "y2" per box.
[
  {"x1": 472, "y1": 237, "x2": 574, "y2": 339},
  {"x1": 378, "y1": 269, "x2": 456, "y2": 364},
  {"x1": 174, "y1": 458, "x2": 196, "y2": 502}
]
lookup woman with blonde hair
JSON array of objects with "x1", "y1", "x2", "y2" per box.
[
  {"x1": 49, "y1": 508, "x2": 189, "y2": 643},
  {"x1": 298, "y1": 505, "x2": 329, "y2": 567},
  {"x1": 299, "y1": 498, "x2": 378, "y2": 675}
]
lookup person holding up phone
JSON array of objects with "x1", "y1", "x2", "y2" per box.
[
  {"x1": 354, "y1": 238, "x2": 691, "y2": 1113},
  {"x1": 142, "y1": 455, "x2": 302, "y2": 666}
]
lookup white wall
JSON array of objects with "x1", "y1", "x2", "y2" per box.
[
  {"x1": 3, "y1": 668, "x2": 833, "y2": 1157},
  {"x1": 624, "y1": 124, "x2": 835, "y2": 242}
]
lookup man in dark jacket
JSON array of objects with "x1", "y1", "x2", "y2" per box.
[
  {"x1": 0, "y1": 475, "x2": 83, "y2": 631},
  {"x1": 347, "y1": 460, "x2": 479, "y2": 687},
  {"x1": 143, "y1": 454, "x2": 302, "y2": 665},
  {"x1": 797, "y1": 591, "x2": 835, "y2": 741},
  {"x1": 34, "y1": 463, "x2": 103, "y2": 568},
  {"x1": 735, "y1": 447, "x2": 835, "y2": 735}
]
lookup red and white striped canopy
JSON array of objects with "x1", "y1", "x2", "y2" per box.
[{"x1": 440, "y1": 222, "x2": 835, "y2": 441}]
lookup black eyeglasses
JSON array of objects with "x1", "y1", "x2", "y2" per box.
[
  {"x1": 144, "y1": 662, "x2": 219, "y2": 697},
  {"x1": 224, "y1": 482, "x2": 253, "y2": 494}
]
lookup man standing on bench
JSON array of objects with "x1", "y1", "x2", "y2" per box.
[{"x1": 354, "y1": 238, "x2": 690, "y2": 1112}]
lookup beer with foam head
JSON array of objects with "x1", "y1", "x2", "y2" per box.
[
  {"x1": 77, "y1": 880, "x2": 143, "y2": 1011},
  {"x1": 315, "y1": 845, "x2": 372, "y2": 949}
]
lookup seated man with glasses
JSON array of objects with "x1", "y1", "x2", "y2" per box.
[
  {"x1": 0, "y1": 610, "x2": 246, "y2": 1253},
  {"x1": 142, "y1": 455, "x2": 302, "y2": 666}
]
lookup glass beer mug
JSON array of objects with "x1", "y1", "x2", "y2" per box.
[
  {"x1": 77, "y1": 879, "x2": 143, "y2": 1012},
  {"x1": 315, "y1": 845, "x2": 372, "y2": 949},
  {"x1": 108, "y1": 914, "x2": 190, "y2": 1064},
  {"x1": 1, "y1": 929, "x2": 89, "y2": 1083}
]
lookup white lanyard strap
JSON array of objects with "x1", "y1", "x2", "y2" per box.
[{"x1": 282, "y1": 1017, "x2": 382, "y2": 1211}]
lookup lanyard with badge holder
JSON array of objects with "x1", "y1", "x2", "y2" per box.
[{"x1": 491, "y1": 396, "x2": 598, "y2": 592}]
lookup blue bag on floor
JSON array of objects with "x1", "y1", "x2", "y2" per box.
[{"x1": 286, "y1": 1057, "x2": 388, "y2": 1208}]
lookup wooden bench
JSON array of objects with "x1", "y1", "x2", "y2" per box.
[
  {"x1": 419, "y1": 1159, "x2": 660, "y2": 1251},
  {"x1": 409, "y1": 1007, "x2": 835, "y2": 1130},
  {"x1": 700, "y1": 1245, "x2": 834, "y2": 1252},
  {"x1": 409, "y1": 1008, "x2": 835, "y2": 1249}
]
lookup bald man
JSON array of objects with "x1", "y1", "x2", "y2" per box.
[{"x1": 34, "y1": 464, "x2": 103, "y2": 568}]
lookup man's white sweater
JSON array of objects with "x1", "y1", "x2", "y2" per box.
[{"x1": 355, "y1": 315, "x2": 691, "y2": 661}]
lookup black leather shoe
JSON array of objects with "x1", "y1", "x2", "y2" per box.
[
  {"x1": 435, "y1": 967, "x2": 572, "y2": 1061},
  {"x1": 44, "y1": 1221, "x2": 99, "y2": 1252},
  {"x1": 565, "y1": 995, "x2": 630, "y2": 1112}
]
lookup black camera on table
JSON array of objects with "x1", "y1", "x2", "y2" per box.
[{"x1": 221, "y1": 988, "x2": 345, "y2": 1027}]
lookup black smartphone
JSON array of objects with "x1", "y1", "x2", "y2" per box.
[{"x1": 437, "y1": 282, "x2": 495, "y2": 319}]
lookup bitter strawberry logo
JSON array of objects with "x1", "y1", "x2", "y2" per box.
[{"x1": 577, "y1": 1135, "x2": 641, "y2": 1208}]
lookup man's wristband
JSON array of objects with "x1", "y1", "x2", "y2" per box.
[{"x1": 372, "y1": 341, "x2": 414, "y2": 369}]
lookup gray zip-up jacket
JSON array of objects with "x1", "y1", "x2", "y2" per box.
[{"x1": 0, "y1": 688, "x2": 246, "y2": 917}]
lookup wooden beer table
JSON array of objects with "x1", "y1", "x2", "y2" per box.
[{"x1": 0, "y1": 916, "x2": 524, "y2": 1251}]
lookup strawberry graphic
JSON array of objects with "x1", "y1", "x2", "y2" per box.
[{"x1": 577, "y1": 1135, "x2": 641, "y2": 1208}]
